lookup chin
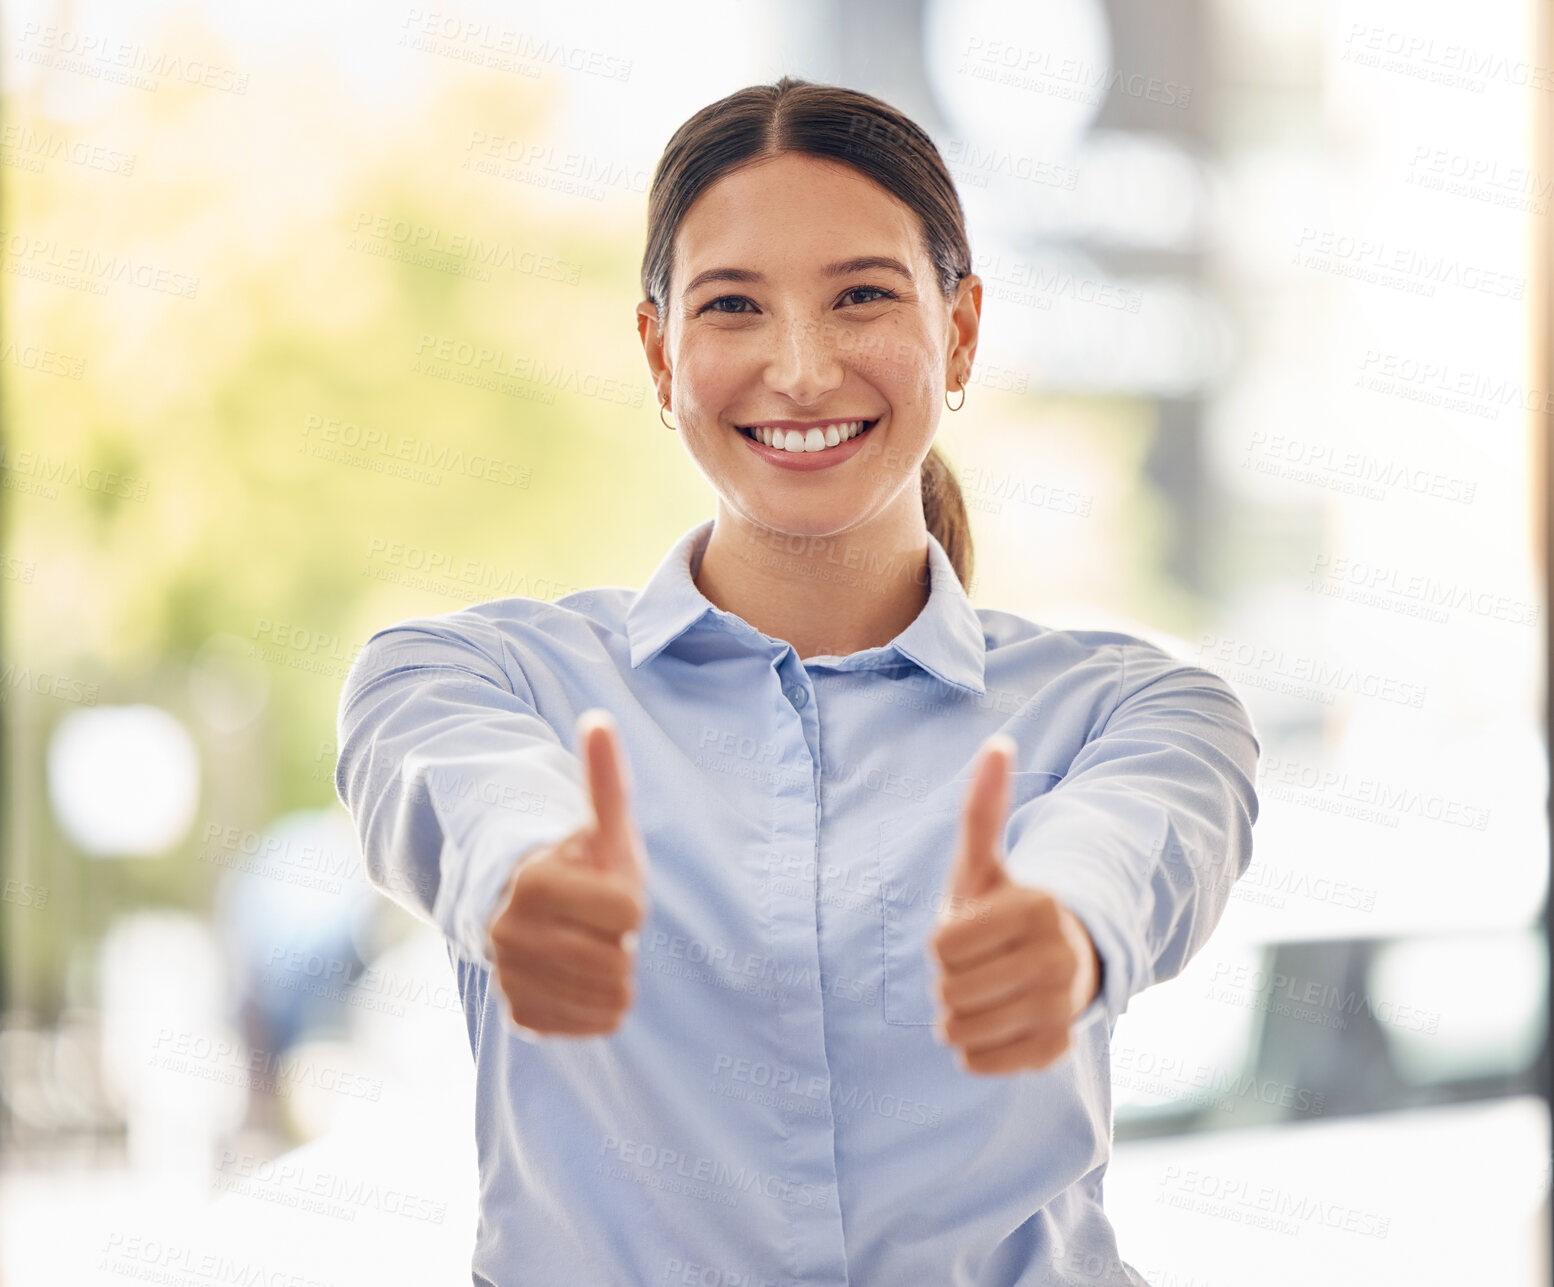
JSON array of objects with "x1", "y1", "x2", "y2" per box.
[{"x1": 733, "y1": 499, "x2": 873, "y2": 541}]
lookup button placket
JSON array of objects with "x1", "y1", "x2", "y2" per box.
[{"x1": 764, "y1": 657, "x2": 848, "y2": 1282}]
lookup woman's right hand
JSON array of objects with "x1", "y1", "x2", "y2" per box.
[{"x1": 485, "y1": 709, "x2": 648, "y2": 1039}]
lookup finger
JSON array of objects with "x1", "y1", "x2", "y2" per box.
[
  {"x1": 957, "y1": 1026, "x2": 1072, "y2": 1076},
  {"x1": 502, "y1": 958, "x2": 634, "y2": 1015},
  {"x1": 577, "y1": 709, "x2": 637, "y2": 875},
  {"x1": 931, "y1": 883, "x2": 1037, "y2": 971},
  {"x1": 960, "y1": 735, "x2": 1015, "y2": 859},
  {"x1": 506, "y1": 920, "x2": 636, "y2": 1004},
  {"x1": 938, "y1": 986, "x2": 1068, "y2": 1053},
  {"x1": 947, "y1": 734, "x2": 1015, "y2": 904},
  {"x1": 937, "y1": 941, "x2": 1076, "y2": 1016},
  {"x1": 551, "y1": 869, "x2": 644, "y2": 940},
  {"x1": 501, "y1": 986, "x2": 629, "y2": 1038},
  {"x1": 535, "y1": 967, "x2": 634, "y2": 1013},
  {"x1": 504, "y1": 860, "x2": 645, "y2": 939}
]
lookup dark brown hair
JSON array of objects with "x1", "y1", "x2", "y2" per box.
[{"x1": 640, "y1": 74, "x2": 975, "y2": 590}]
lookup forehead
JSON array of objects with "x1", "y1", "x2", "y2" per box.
[{"x1": 673, "y1": 152, "x2": 925, "y2": 281}]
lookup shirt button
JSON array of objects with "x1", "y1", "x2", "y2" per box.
[{"x1": 785, "y1": 684, "x2": 809, "y2": 709}]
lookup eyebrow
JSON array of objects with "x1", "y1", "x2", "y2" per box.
[{"x1": 681, "y1": 255, "x2": 914, "y2": 299}]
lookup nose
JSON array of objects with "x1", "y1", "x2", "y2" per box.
[{"x1": 763, "y1": 311, "x2": 844, "y2": 407}]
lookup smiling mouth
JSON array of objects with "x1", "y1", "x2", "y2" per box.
[{"x1": 737, "y1": 419, "x2": 879, "y2": 453}]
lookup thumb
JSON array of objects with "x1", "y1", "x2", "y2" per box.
[
  {"x1": 576, "y1": 708, "x2": 645, "y2": 883},
  {"x1": 947, "y1": 734, "x2": 1015, "y2": 907}
]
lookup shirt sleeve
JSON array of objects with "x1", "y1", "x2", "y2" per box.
[
  {"x1": 1002, "y1": 640, "x2": 1262, "y2": 1032},
  {"x1": 333, "y1": 613, "x2": 595, "y2": 970}
]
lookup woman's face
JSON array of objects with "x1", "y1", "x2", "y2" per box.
[{"x1": 636, "y1": 151, "x2": 980, "y2": 540}]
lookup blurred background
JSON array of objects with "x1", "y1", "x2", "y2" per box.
[{"x1": 1, "y1": 0, "x2": 1548, "y2": 1283}]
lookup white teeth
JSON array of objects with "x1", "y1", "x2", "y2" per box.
[{"x1": 746, "y1": 420, "x2": 870, "y2": 452}]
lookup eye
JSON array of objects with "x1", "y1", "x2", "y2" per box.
[
  {"x1": 693, "y1": 285, "x2": 901, "y2": 316},
  {"x1": 696, "y1": 294, "x2": 756, "y2": 315},
  {"x1": 840, "y1": 284, "x2": 899, "y2": 307}
]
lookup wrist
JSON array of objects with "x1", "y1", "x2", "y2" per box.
[{"x1": 1055, "y1": 903, "x2": 1101, "y2": 1020}]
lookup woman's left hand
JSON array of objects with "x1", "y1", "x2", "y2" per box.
[{"x1": 928, "y1": 736, "x2": 1102, "y2": 1075}]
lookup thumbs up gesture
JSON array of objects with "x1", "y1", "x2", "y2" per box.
[
  {"x1": 486, "y1": 709, "x2": 648, "y2": 1039},
  {"x1": 928, "y1": 735, "x2": 1102, "y2": 1075}
]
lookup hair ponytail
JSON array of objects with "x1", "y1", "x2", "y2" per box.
[{"x1": 921, "y1": 444, "x2": 972, "y2": 591}]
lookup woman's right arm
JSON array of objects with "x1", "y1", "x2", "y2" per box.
[{"x1": 333, "y1": 614, "x2": 595, "y2": 969}]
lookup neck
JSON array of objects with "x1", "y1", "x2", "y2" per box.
[{"x1": 693, "y1": 500, "x2": 933, "y2": 661}]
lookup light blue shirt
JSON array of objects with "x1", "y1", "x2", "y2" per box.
[{"x1": 334, "y1": 517, "x2": 1261, "y2": 1286}]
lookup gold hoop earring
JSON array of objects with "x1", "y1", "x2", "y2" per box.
[
  {"x1": 658, "y1": 399, "x2": 676, "y2": 431},
  {"x1": 945, "y1": 374, "x2": 966, "y2": 412}
]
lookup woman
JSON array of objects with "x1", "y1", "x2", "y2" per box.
[{"x1": 335, "y1": 75, "x2": 1260, "y2": 1287}]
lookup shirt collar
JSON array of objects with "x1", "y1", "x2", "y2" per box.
[{"x1": 625, "y1": 519, "x2": 987, "y2": 695}]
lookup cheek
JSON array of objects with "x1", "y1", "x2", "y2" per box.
[
  {"x1": 674, "y1": 343, "x2": 741, "y2": 409},
  {"x1": 840, "y1": 323, "x2": 937, "y2": 397}
]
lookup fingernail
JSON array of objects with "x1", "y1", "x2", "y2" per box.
[{"x1": 578, "y1": 708, "x2": 614, "y2": 738}]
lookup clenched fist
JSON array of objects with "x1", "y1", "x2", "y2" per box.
[
  {"x1": 929, "y1": 734, "x2": 1102, "y2": 1076},
  {"x1": 485, "y1": 709, "x2": 649, "y2": 1039}
]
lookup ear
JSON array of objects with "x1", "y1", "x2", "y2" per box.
[
  {"x1": 636, "y1": 298, "x2": 671, "y2": 393},
  {"x1": 947, "y1": 273, "x2": 982, "y2": 388}
]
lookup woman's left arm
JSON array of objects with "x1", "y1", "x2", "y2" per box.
[{"x1": 1001, "y1": 640, "x2": 1262, "y2": 1034}]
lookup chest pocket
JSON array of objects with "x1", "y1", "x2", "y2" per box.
[{"x1": 875, "y1": 770, "x2": 1065, "y2": 1025}]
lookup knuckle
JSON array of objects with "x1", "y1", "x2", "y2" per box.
[
  {"x1": 509, "y1": 879, "x2": 538, "y2": 913},
  {"x1": 1035, "y1": 1030, "x2": 1068, "y2": 1062},
  {"x1": 978, "y1": 1050, "x2": 1008, "y2": 1075}
]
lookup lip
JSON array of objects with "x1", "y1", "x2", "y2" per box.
[{"x1": 736, "y1": 418, "x2": 880, "y2": 471}]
